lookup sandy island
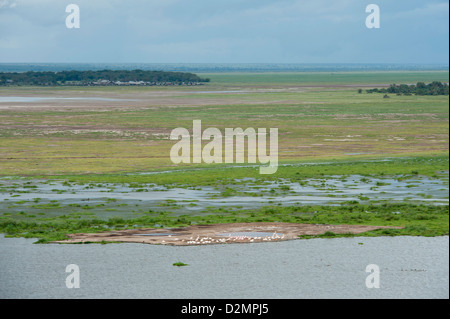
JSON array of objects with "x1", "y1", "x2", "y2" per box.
[{"x1": 54, "y1": 222, "x2": 403, "y2": 246}]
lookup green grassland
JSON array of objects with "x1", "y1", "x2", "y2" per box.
[
  {"x1": 0, "y1": 71, "x2": 448, "y2": 242},
  {"x1": 198, "y1": 71, "x2": 450, "y2": 86},
  {"x1": 38, "y1": 155, "x2": 448, "y2": 186},
  {"x1": 0, "y1": 83, "x2": 448, "y2": 175}
]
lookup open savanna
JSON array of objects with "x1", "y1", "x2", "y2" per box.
[
  {"x1": 0, "y1": 71, "x2": 448, "y2": 242},
  {"x1": 198, "y1": 70, "x2": 450, "y2": 86},
  {"x1": 0, "y1": 71, "x2": 448, "y2": 176}
]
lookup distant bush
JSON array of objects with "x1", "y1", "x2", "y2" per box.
[
  {"x1": 365, "y1": 81, "x2": 449, "y2": 96},
  {"x1": 0, "y1": 70, "x2": 210, "y2": 86}
]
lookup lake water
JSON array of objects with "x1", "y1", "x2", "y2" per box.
[{"x1": 0, "y1": 235, "x2": 447, "y2": 299}]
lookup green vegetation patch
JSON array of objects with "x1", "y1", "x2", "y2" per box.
[
  {"x1": 50, "y1": 155, "x2": 449, "y2": 187},
  {"x1": 365, "y1": 82, "x2": 449, "y2": 96},
  {"x1": 173, "y1": 262, "x2": 189, "y2": 267}
]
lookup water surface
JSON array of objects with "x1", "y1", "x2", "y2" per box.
[
  {"x1": 1, "y1": 175, "x2": 447, "y2": 210},
  {"x1": 0, "y1": 96, "x2": 133, "y2": 103},
  {"x1": 0, "y1": 235, "x2": 447, "y2": 299}
]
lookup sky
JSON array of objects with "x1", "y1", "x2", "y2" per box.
[{"x1": 0, "y1": 0, "x2": 448, "y2": 64}]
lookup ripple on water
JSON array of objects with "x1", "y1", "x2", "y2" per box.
[{"x1": 0, "y1": 235, "x2": 448, "y2": 299}]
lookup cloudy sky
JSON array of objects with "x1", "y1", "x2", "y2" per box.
[{"x1": 0, "y1": 0, "x2": 448, "y2": 64}]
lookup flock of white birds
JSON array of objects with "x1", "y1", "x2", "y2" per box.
[{"x1": 182, "y1": 232, "x2": 285, "y2": 245}]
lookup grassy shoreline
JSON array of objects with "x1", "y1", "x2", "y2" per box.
[
  {"x1": 25, "y1": 154, "x2": 449, "y2": 187},
  {"x1": 0, "y1": 202, "x2": 447, "y2": 244},
  {"x1": 0, "y1": 155, "x2": 448, "y2": 244}
]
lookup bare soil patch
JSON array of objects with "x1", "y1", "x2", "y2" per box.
[{"x1": 55, "y1": 222, "x2": 402, "y2": 246}]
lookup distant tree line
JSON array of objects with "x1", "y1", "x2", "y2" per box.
[
  {"x1": 0, "y1": 70, "x2": 210, "y2": 86},
  {"x1": 363, "y1": 82, "x2": 449, "y2": 96}
]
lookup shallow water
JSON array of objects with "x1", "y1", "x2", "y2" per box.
[
  {"x1": 0, "y1": 235, "x2": 448, "y2": 299},
  {"x1": 0, "y1": 96, "x2": 133, "y2": 103},
  {"x1": 0, "y1": 175, "x2": 447, "y2": 217}
]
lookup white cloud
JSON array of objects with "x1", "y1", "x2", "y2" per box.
[
  {"x1": 390, "y1": 2, "x2": 449, "y2": 19},
  {"x1": 0, "y1": 37, "x2": 19, "y2": 49},
  {"x1": 0, "y1": 0, "x2": 17, "y2": 9}
]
